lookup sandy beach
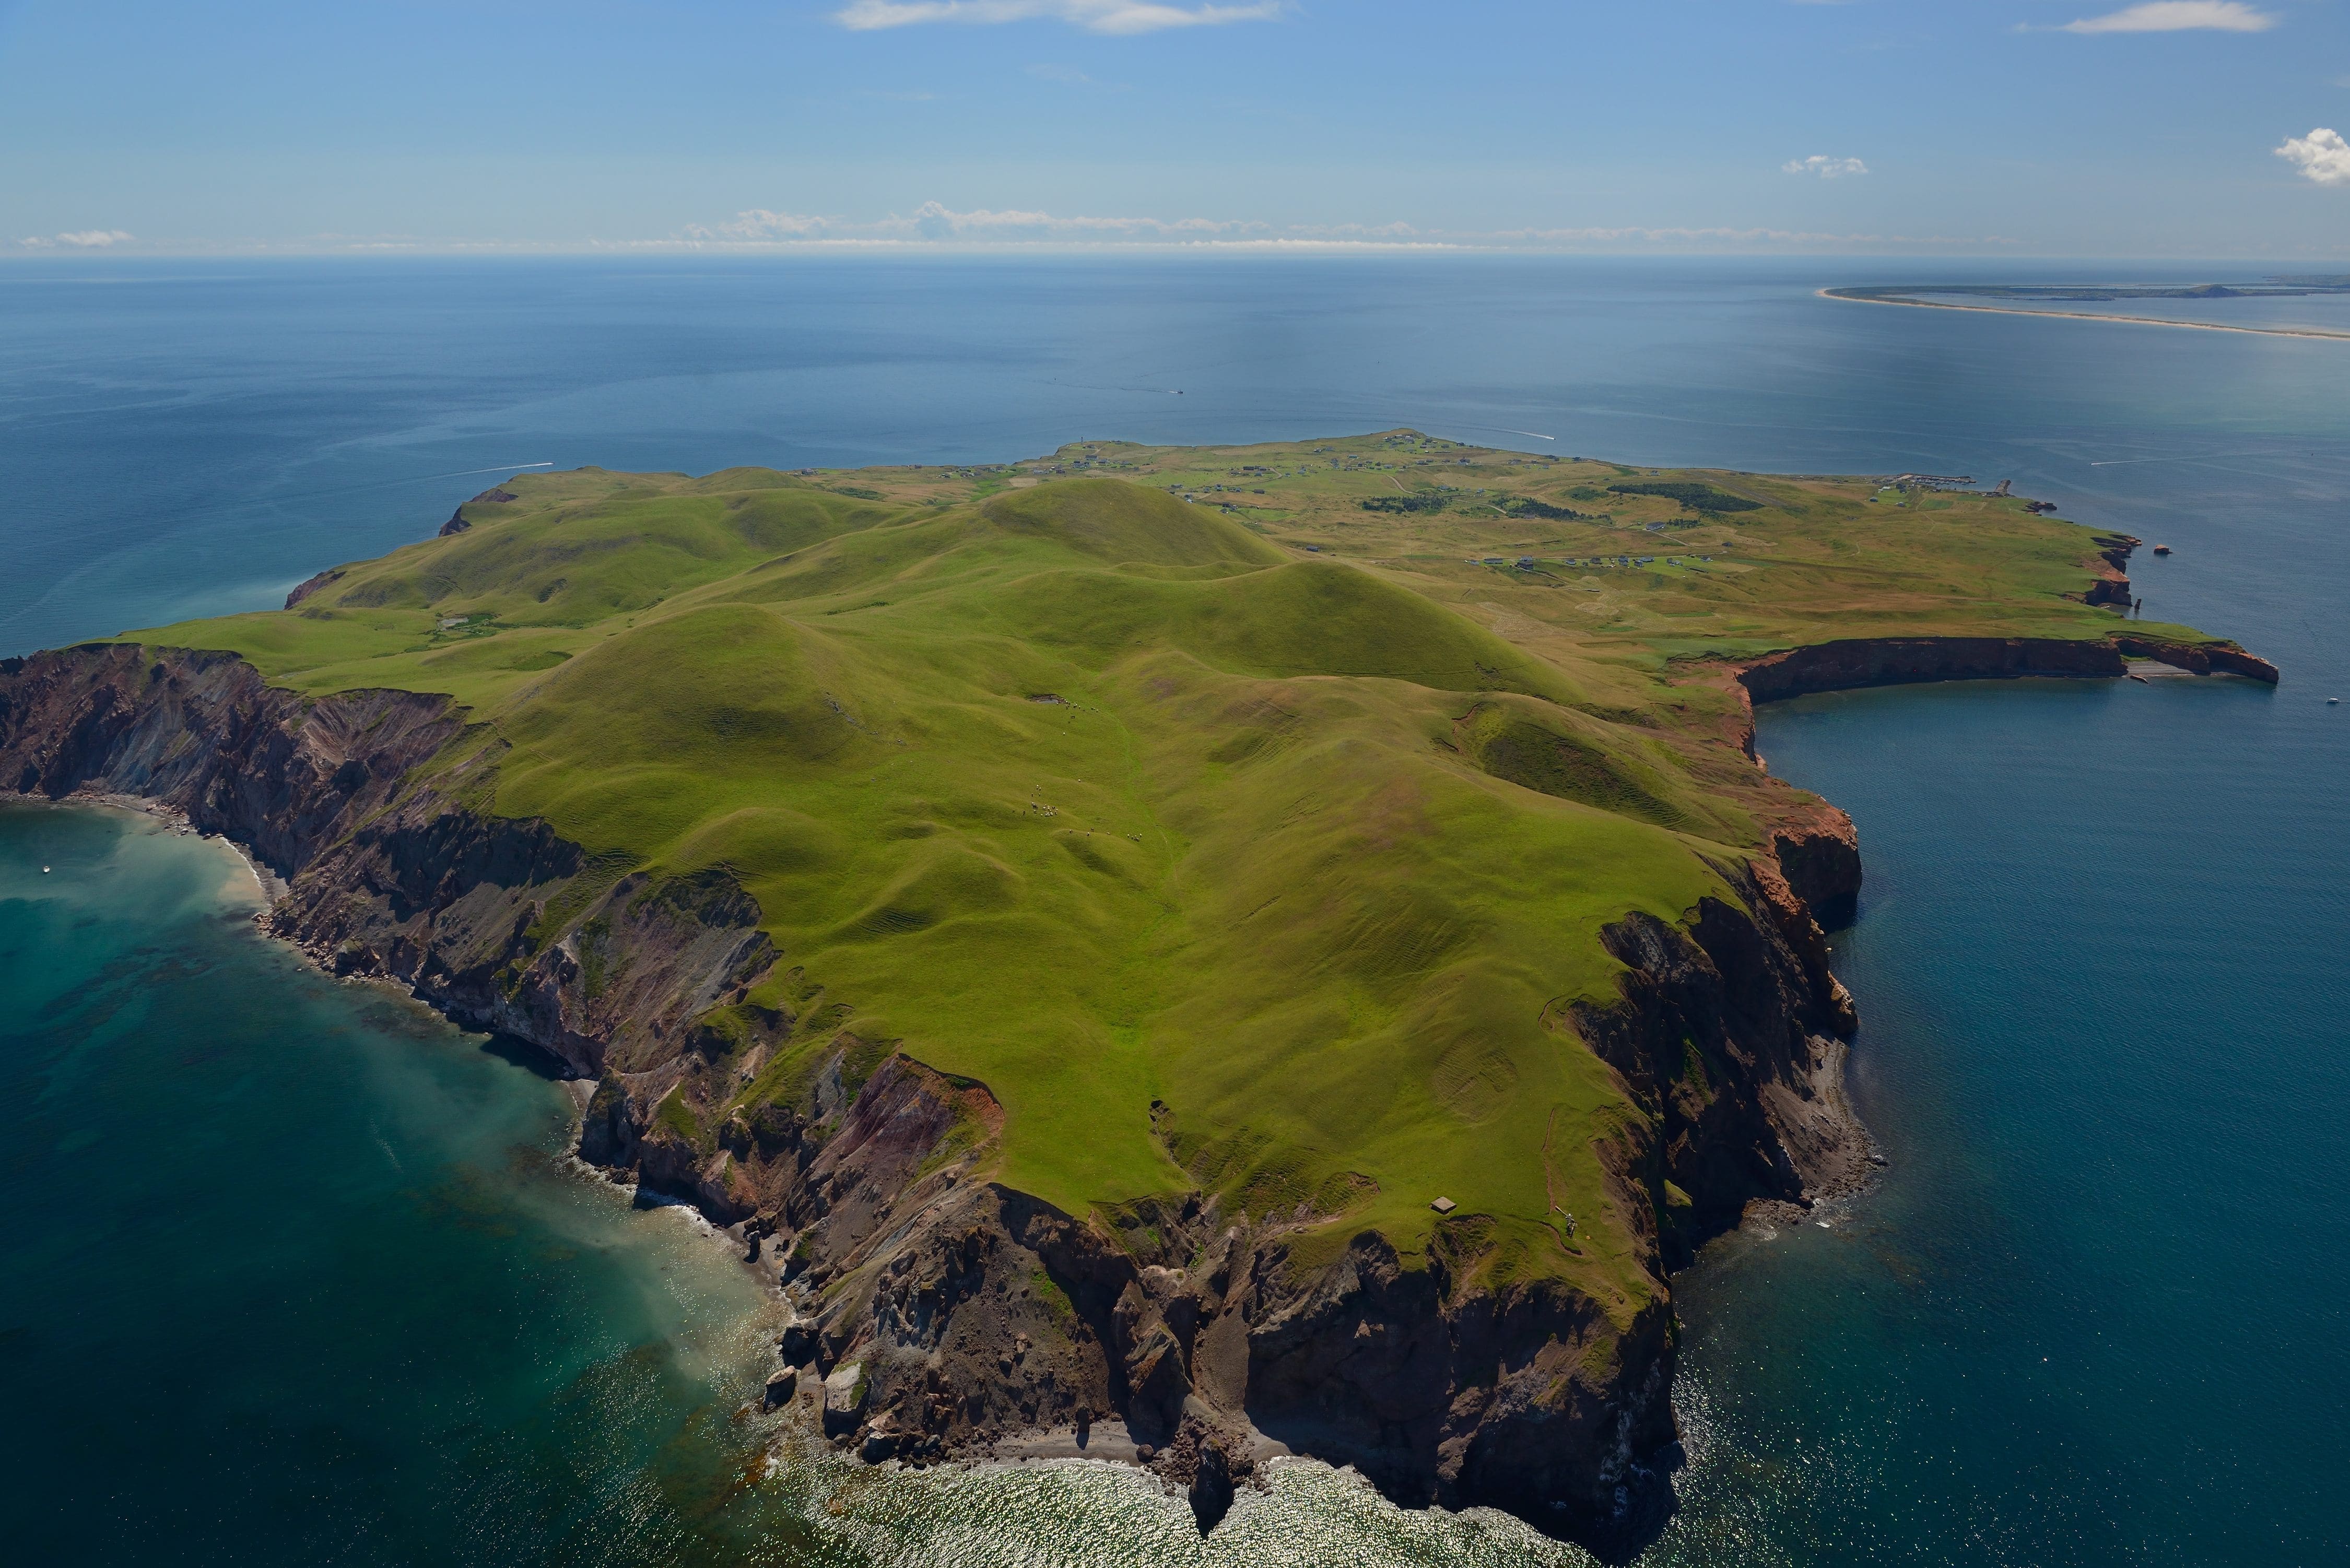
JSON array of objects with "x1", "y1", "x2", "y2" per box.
[{"x1": 3, "y1": 788, "x2": 287, "y2": 904}]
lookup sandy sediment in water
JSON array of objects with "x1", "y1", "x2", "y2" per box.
[{"x1": 4, "y1": 787, "x2": 286, "y2": 905}]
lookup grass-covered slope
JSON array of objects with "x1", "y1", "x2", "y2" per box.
[{"x1": 135, "y1": 433, "x2": 2220, "y2": 1313}]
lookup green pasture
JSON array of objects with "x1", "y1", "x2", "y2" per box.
[{"x1": 126, "y1": 433, "x2": 2222, "y2": 1306}]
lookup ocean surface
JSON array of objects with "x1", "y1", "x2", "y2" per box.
[{"x1": 1, "y1": 256, "x2": 2343, "y2": 1565}]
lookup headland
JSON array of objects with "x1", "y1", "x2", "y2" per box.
[{"x1": 0, "y1": 432, "x2": 2273, "y2": 1553}]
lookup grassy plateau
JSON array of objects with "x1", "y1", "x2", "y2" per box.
[{"x1": 130, "y1": 432, "x2": 2222, "y2": 1317}]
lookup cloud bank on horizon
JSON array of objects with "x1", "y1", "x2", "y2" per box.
[
  {"x1": 676, "y1": 202, "x2": 2014, "y2": 252},
  {"x1": 690, "y1": 202, "x2": 1264, "y2": 241},
  {"x1": 2055, "y1": 3, "x2": 2274, "y2": 32},
  {"x1": 17, "y1": 230, "x2": 134, "y2": 250},
  {"x1": 1784, "y1": 156, "x2": 1869, "y2": 179}
]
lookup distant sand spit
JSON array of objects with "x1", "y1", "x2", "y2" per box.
[{"x1": 1819, "y1": 289, "x2": 2350, "y2": 343}]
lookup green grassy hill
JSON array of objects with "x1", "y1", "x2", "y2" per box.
[{"x1": 136, "y1": 432, "x2": 2216, "y2": 1315}]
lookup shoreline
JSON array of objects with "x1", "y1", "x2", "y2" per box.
[
  {"x1": 4, "y1": 775, "x2": 1852, "y2": 1538},
  {"x1": 9, "y1": 473, "x2": 2207, "y2": 1545},
  {"x1": 0, "y1": 640, "x2": 1977, "y2": 1546},
  {"x1": 2, "y1": 788, "x2": 287, "y2": 905},
  {"x1": 7, "y1": 787, "x2": 782, "y2": 1291},
  {"x1": 1818, "y1": 287, "x2": 2350, "y2": 343}
]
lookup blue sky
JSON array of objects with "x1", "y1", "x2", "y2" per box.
[{"x1": 3, "y1": 0, "x2": 2347, "y2": 256}]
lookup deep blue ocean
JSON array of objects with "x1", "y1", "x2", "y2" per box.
[{"x1": 1, "y1": 256, "x2": 2343, "y2": 1565}]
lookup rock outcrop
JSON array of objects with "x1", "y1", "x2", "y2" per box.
[
  {"x1": 1766, "y1": 800, "x2": 1862, "y2": 930},
  {"x1": 2112, "y1": 635, "x2": 2280, "y2": 682},
  {"x1": 2083, "y1": 533, "x2": 2139, "y2": 606},
  {"x1": 284, "y1": 569, "x2": 345, "y2": 609},
  {"x1": 0, "y1": 644, "x2": 459, "y2": 868},
  {"x1": 2083, "y1": 575, "x2": 2132, "y2": 608},
  {"x1": 0, "y1": 639, "x2": 1876, "y2": 1552},
  {"x1": 441, "y1": 485, "x2": 519, "y2": 537}
]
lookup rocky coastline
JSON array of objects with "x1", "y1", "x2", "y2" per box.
[
  {"x1": 1734, "y1": 633, "x2": 2278, "y2": 705},
  {"x1": 2, "y1": 622, "x2": 2265, "y2": 1550}
]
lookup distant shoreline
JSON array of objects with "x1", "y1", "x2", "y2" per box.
[{"x1": 1818, "y1": 288, "x2": 2350, "y2": 343}]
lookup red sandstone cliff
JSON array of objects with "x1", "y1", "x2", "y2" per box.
[{"x1": 1734, "y1": 634, "x2": 2276, "y2": 702}]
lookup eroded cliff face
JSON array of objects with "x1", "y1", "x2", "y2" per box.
[
  {"x1": 1735, "y1": 634, "x2": 2278, "y2": 702},
  {"x1": 0, "y1": 642, "x2": 1871, "y2": 1551},
  {"x1": 1765, "y1": 801, "x2": 1862, "y2": 930},
  {"x1": 0, "y1": 643, "x2": 776, "y2": 1110},
  {"x1": 0, "y1": 645, "x2": 459, "y2": 866},
  {"x1": 733, "y1": 1050, "x2": 1710, "y2": 1544},
  {"x1": 721, "y1": 834, "x2": 1866, "y2": 1545},
  {"x1": 1571, "y1": 861, "x2": 1869, "y2": 1257}
]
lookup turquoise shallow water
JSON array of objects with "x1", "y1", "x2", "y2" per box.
[
  {"x1": 0, "y1": 805, "x2": 796, "y2": 1565},
  {"x1": 1, "y1": 256, "x2": 2344, "y2": 1564}
]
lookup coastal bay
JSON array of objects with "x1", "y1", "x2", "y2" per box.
[{"x1": 1653, "y1": 666, "x2": 2346, "y2": 1566}]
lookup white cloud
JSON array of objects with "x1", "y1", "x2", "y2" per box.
[
  {"x1": 1491, "y1": 225, "x2": 2017, "y2": 248},
  {"x1": 18, "y1": 229, "x2": 134, "y2": 249},
  {"x1": 2057, "y1": 3, "x2": 2274, "y2": 34},
  {"x1": 1289, "y1": 221, "x2": 1426, "y2": 239},
  {"x1": 694, "y1": 210, "x2": 839, "y2": 240},
  {"x1": 833, "y1": 0, "x2": 1281, "y2": 33},
  {"x1": 686, "y1": 202, "x2": 1268, "y2": 243},
  {"x1": 1783, "y1": 155, "x2": 1868, "y2": 178},
  {"x1": 2276, "y1": 127, "x2": 2350, "y2": 185},
  {"x1": 669, "y1": 204, "x2": 2018, "y2": 253}
]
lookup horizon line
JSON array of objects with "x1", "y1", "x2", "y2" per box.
[{"x1": 8, "y1": 243, "x2": 2346, "y2": 264}]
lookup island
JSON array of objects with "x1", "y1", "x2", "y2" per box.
[{"x1": 0, "y1": 432, "x2": 2274, "y2": 1551}]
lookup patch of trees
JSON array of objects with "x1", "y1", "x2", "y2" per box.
[
  {"x1": 1505, "y1": 498, "x2": 1595, "y2": 521},
  {"x1": 1606, "y1": 481, "x2": 1761, "y2": 513},
  {"x1": 1358, "y1": 493, "x2": 1451, "y2": 513}
]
